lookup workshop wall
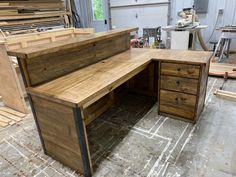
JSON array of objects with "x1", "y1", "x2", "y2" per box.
[
  {"x1": 110, "y1": 0, "x2": 169, "y2": 42},
  {"x1": 172, "y1": 0, "x2": 236, "y2": 50}
]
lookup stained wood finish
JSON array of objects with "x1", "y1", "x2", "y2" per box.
[
  {"x1": 159, "y1": 90, "x2": 196, "y2": 119},
  {"x1": 7, "y1": 28, "x2": 138, "y2": 59},
  {"x1": 160, "y1": 75, "x2": 198, "y2": 95},
  {"x1": 7, "y1": 29, "x2": 212, "y2": 176},
  {"x1": 0, "y1": 28, "x2": 94, "y2": 114},
  {"x1": 28, "y1": 49, "x2": 151, "y2": 107},
  {"x1": 26, "y1": 34, "x2": 130, "y2": 86},
  {"x1": 158, "y1": 59, "x2": 210, "y2": 122},
  {"x1": 31, "y1": 95, "x2": 88, "y2": 174},
  {"x1": 128, "y1": 62, "x2": 158, "y2": 97},
  {"x1": 161, "y1": 62, "x2": 200, "y2": 79},
  {"x1": 196, "y1": 60, "x2": 210, "y2": 120}
]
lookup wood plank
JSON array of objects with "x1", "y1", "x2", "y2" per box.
[
  {"x1": 209, "y1": 62, "x2": 236, "y2": 79},
  {"x1": 214, "y1": 89, "x2": 236, "y2": 101},
  {"x1": 0, "y1": 120, "x2": 8, "y2": 127},
  {"x1": 0, "y1": 110, "x2": 22, "y2": 122},
  {"x1": 0, "y1": 12, "x2": 70, "y2": 21},
  {"x1": 0, "y1": 115, "x2": 11, "y2": 123},
  {"x1": 0, "y1": 107, "x2": 26, "y2": 118},
  {"x1": 0, "y1": 42, "x2": 28, "y2": 113}
]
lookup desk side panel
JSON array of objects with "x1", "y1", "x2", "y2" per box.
[
  {"x1": 196, "y1": 60, "x2": 210, "y2": 120},
  {"x1": 24, "y1": 33, "x2": 130, "y2": 86},
  {"x1": 31, "y1": 95, "x2": 85, "y2": 174}
]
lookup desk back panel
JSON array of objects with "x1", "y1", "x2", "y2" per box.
[{"x1": 16, "y1": 32, "x2": 131, "y2": 87}]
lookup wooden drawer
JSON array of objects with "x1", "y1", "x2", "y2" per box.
[
  {"x1": 161, "y1": 62, "x2": 200, "y2": 79},
  {"x1": 159, "y1": 90, "x2": 196, "y2": 120},
  {"x1": 160, "y1": 75, "x2": 198, "y2": 95}
]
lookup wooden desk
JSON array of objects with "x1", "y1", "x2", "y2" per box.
[{"x1": 8, "y1": 29, "x2": 212, "y2": 177}]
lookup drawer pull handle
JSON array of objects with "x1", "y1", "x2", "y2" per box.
[
  {"x1": 176, "y1": 81, "x2": 180, "y2": 85},
  {"x1": 177, "y1": 68, "x2": 181, "y2": 71}
]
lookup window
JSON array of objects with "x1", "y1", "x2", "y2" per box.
[{"x1": 92, "y1": 0, "x2": 104, "y2": 21}]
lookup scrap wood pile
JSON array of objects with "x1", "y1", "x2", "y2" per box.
[
  {"x1": 0, "y1": 106, "x2": 26, "y2": 128},
  {"x1": 0, "y1": 0, "x2": 70, "y2": 36}
]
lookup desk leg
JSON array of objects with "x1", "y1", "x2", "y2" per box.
[{"x1": 73, "y1": 107, "x2": 92, "y2": 177}]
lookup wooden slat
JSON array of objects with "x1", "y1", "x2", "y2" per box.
[
  {"x1": 0, "y1": 12, "x2": 70, "y2": 21},
  {"x1": 0, "y1": 110, "x2": 22, "y2": 122},
  {"x1": 0, "y1": 107, "x2": 26, "y2": 118},
  {"x1": 0, "y1": 115, "x2": 11, "y2": 123},
  {"x1": 214, "y1": 89, "x2": 236, "y2": 101},
  {"x1": 0, "y1": 120, "x2": 8, "y2": 127}
]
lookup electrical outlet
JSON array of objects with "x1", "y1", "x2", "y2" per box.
[{"x1": 219, "y1": 9, "x2": 224, "y2": 15}]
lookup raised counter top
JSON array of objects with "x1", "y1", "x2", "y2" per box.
[{"x1": 7, "y1": 27, "x2": 138, "y2": 59}]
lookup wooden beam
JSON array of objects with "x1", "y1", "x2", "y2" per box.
[{"x1": 214, "y1": 89, "x2": 236, "y2": 101}]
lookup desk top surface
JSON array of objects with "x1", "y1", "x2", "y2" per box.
[{"x1": 28, "y1": 48, "x2": 212, "y2": 107}]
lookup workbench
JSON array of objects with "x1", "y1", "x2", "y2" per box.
[{"x1": 8, "y1": 28, "x2": 212, "y2": 177}]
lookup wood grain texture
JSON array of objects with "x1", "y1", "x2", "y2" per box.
[
  {"x1": 0, "y1": 28, "x2": 94, "y2": 114},
  {"x1": 0, "y1": 42, "x2": 27, "y2": 113},
  {"x1": 7, "y1": 28, "x2": 138, "y2": 58},
  {"x1": 31, "y1": 95, "x2": 85, "y2": 173},
  {"x1": 159, "y1": 90, "x2": 197, "y2": 119},
  {"x1": 28, "y1": 49, "x2": 152, "y2": 107},
  {"x1": 196, "y1": 61, "x2": 210, "y2": 120},
  {"x1": 161, "y1": 62, "x2": 200, "y2": 79},
  {"x1": 160, "y1": 75, "x2": 199, "y2": 95},
  {"x1": 209, "y1": 62, "x2": 236, "y2": 79},
  {"x1": 26, "y1": 33, "x2": 130, "y2": 86},
  {"x1": 151, "y1": 49, "x2": 212, "y2": 64}
]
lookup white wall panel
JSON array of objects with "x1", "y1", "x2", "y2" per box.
[
  {"x1": 111, "y1": 0, "x2": 169, "y2": 7},
  {"x1": 111, "y1": 2, "x2": 168, "y2": 43}
]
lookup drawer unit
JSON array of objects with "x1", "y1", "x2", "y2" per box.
[
  {"x1": 161, "y1": 62, "x2": 200, "y2": 79},
  {"x1": 160, "y1": 75, "x2": 198, "y2": 95},
  {"x1": 158, "y1": 61, "x2": 210, "y2": 123}
]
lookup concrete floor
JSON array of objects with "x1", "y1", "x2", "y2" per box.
[{"x1": 0, "y1": 77, "x2": 236, "y2": 177}]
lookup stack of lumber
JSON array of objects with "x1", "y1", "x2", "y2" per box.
[
  {"x1": 0, "y1": 106, "x2": 26, "y2": 128},
  {"x1": 0, "y1": 0, "x2": 70, "y2": 35}
]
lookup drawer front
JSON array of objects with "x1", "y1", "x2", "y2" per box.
[
  {"x1": 159, "y1": 90, "x2": 196, "y2": 120},
  {"x1": 161, "y1": 62, "x2": 200, "y2": 79},
  {"x1": 160, "y1": 75, "x2": 198, "y2": 95}
]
